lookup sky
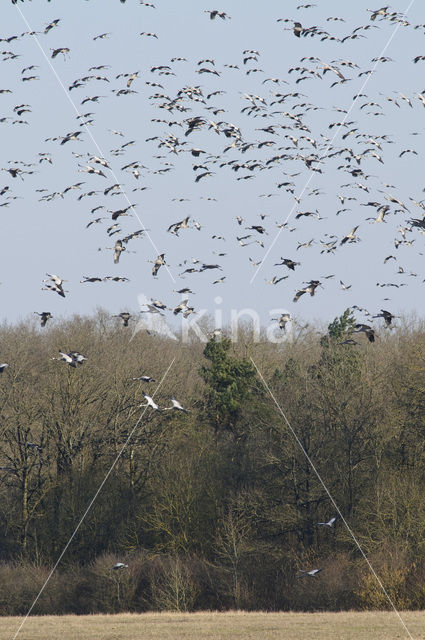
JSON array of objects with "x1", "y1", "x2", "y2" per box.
[{"x1": 1, "y1": 0, "x2": 424, "y2": 335}]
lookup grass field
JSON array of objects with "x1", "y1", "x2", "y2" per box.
[{"x1": 1, "y1": 610, "x2": 424, "y2": 640}]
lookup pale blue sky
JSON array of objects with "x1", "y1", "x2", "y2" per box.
[{"x1": 1, "y1": 0, "x2": 424, "y2": 332}]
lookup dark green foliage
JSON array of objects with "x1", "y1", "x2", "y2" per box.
[
  {"x1": 200, "y1": 337, "x2": 257, "y2": 435},
  {"x1": 325, "y1": 308, "x2": 357, "y2": 343},
  {"x1": 315, "y1": 309, "x2": 363, "y2": 383}
]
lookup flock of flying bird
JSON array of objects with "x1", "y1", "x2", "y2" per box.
[
  {"x1": 2, "y1": 1, "x2": 424, "y2": 347},
  {"x1": 2, "y1": 0, "x2": 424, "y2": 580}
]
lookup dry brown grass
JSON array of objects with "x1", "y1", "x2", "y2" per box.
[{"x1": 1, "y1": 610, "x2": 425, "y2": 640}]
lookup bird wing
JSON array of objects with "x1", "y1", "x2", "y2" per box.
[{"x1": 293, "y1": 288, "x2": 306, "y2": 303}]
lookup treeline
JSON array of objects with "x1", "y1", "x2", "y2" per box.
[{"x1": 1, "y1": 309, "x2": 425, "y2": 614}]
